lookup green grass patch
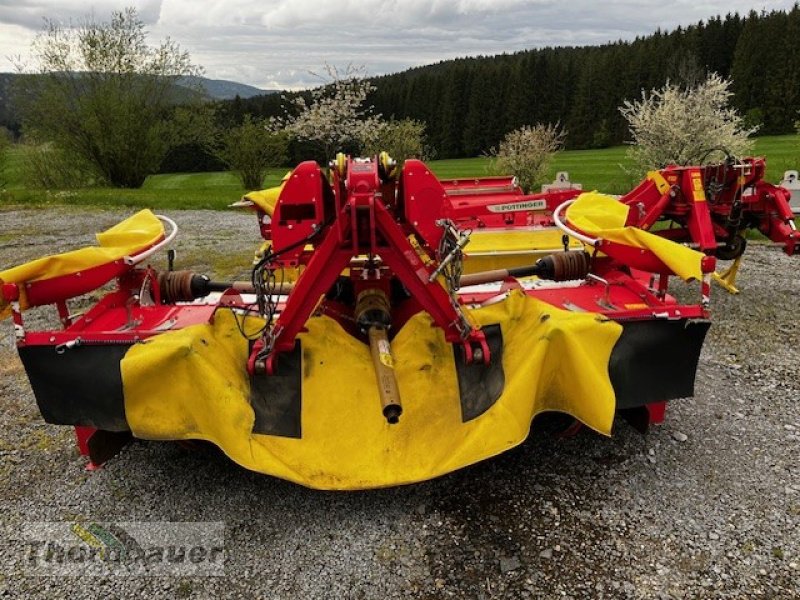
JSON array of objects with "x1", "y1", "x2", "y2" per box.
[
  {"x1": 430, "y1": 147, "x2": 636, "y2": 192},
  {"x1": 176, "y1": 247, "x2": 255, "y2": 279},
  {"x1": 429, "y1": 134, "x2": 800, "y2": 194},
  {"x1": 1, "y1": 135, "x2": 797, "y2": 210},
  {"x1": 0, "y1": 144, "x2": 27, "y2": 186},
  {"x1": 427, "y1": 146, "x2": 638, "y2": 194},
  {"x1": 0, "y1": 150, "x2": 288, "y2": 210},
  {"x1": 753, "y1": 134, "x2": 800, "y2": 181}
]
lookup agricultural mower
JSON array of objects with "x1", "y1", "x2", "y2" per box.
[{"x1": 0, "y1": 152, "x2": 792, "y2": 489}]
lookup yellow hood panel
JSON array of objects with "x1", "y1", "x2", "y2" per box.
[{"x1": 241, "y1": 172, "x2": 291, "y2": 216}]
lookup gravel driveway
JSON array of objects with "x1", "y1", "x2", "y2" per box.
[{"x1": 0, "y1": 206, "x2": 798, "y2": 599}]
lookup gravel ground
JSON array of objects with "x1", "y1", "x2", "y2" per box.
[{"x1": 0, "y1": 206, "x2": 798, "y2": 599}]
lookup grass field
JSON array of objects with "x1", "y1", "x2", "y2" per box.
[
  {"x1": 1, "y1": 134, "x2": 798, "y2": 210},
  {"x1": 431, "y1": 135, "x2": 800, "y2": 194}
]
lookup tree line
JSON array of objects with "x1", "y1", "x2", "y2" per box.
[
  {"x1": 223, "y1": 5, "x2": 799, "y2": 161},
  {"x1": 5, "y1": 5, "x2": 797, "y2": 185}
]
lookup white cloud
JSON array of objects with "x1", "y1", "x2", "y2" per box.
[
  {"x1": 253, "y1": 0, "x2": 541, "y2": 29},
  {"x1": 0, "y1": 0, "x2": 162, "y2": 29},
  {"x1": 0, "y1": 0, "x2": 795, "y2": 89}
]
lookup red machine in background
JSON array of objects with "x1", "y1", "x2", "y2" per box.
[
  {"x1": 618, "y1": 157, "x2": 798, "y2": 292},
  {"x1": 246, "y1": 154, "x2": 798, "y2": 296},
  {"x1": 621, "y1": 157, "x2": 798, "y2": 256}
]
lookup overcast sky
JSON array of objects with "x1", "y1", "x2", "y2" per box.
[{"x1": 0, "y1": 0, "x2": 795, "y2": 90}]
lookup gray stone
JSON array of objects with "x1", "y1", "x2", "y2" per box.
[{"x1": 500, "y1": 556, "x2": 522, "y2": 573}]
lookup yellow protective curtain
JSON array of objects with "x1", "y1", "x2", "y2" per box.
[{"x1": 122, "y1": 291, "x2": 622, "y2": 490}]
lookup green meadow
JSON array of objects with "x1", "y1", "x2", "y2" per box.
[{"x1": 1, "y1": 134, "x2": 798, "y2": 211}]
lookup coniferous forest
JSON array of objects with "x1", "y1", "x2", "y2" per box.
[{"x1": 224, "y1": 6, "x2": 799, "y2": 161}]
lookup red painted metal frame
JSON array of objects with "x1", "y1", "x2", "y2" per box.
[
  {"x1": 402, "y1": 159, "x2": 583, "y2": 233},
  {"x1": 252, "y1": 156, "x2": 797, "y2": 259},
  {"x1": 251, "y1": 156, "x2": 489, "y2": 373},
  {"x1": 458, "y1": 261, "x2": 709, "y2": 323},
  {"x1": 621, "y1": 158, "x2": 799, "y2": 256},
  {"x1": 255, "y1": 160, "x2": 582, "y2": 244}
]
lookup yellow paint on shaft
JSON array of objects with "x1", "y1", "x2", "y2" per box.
[{"x1": 368, "y1": 326, "x2": 402, "y2": 423}]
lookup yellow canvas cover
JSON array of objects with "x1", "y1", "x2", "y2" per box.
[
  {"x1": 241, "y1": 172, "x2": 291, "y2": 216},
  {"x1": 0, "y1": 210, "x2": 164, "y2": 318},
  {"x1": 122, "y1": 291, "x2": 622, "y2": 490},
  {"x1": 566, "y1": 192, "x2": 704, "y2": 281},
  {"x1": 464, "y1": 229, "x2": 583, "y2": 272}
]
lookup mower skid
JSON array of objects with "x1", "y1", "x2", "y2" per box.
[
  {"x1": 453, "y1": 323, "x2": 505, "y2": 421},
  {"x1": 248, "y1": 342, "x2": 303, "y2": 438},
  {"x1": 18, "y1": 343, "x2": 131, "y2": 432}
]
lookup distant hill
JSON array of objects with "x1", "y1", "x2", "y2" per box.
[
  {"x1": 177, "y1": 76, "x2": 277, "y2": 100},
  {"x1": 0, "y1": 72, "x2": 278, "y2": 134}
]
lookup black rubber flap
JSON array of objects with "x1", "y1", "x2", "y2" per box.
[
  {"x1": 609, "y1": 318, "x2": 711, "y2": 409},
  {"x1": 454, "y1": 324, "x2": 505, "y2": 422},
  {"x1": 18, "y1": 344, "x2": 130, "y2": 431},
  {"x1": 249, "y1": 342, "x2": 303, "y2": 438}
]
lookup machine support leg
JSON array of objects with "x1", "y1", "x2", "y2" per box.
[
  {"x1": 74, "y1": 426, "x2": 95, "y2": 456},
  {"x1": 712, "y1": 256, "x2": 743, "y2": 295},
  {"x1": 74, "y1": 426, "x2": 103, "y2": 470},
  {"x1": 646, "y1": 401, "x2": 667, "y2": 425},
  {"x1": 73, "y1": 426, "x2": 132, "y2": 471}
]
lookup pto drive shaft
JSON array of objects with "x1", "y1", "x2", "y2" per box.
[
  {"x1": 171, "y1": 251, "x2": 592, "y2": 301},
  {"x1": 355, "y1": 288, "x2": 402, "y2": 424},
  {"x1": 459, "y1": 250, "x2": 591, "y2": 287},
  {"x1": 367, "y1": 326, "x2": 402, "y2": 424}
]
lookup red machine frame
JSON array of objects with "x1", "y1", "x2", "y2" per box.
[
  {"x1": 620, "y1": 158, "x2": 798, "y2": 256},
  {"x1": 248, "y1": 158, "x2": 490, "y2": 374}
]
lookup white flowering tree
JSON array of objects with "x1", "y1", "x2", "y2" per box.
[
  {"x1": 271, "y1": 64, "x2": 384, "y2": 161},
  {"x1": 619, "y1": 73, "x2": 758, "y2": 173},
  {"x1": 488, "y1": 123, "x2": 565, "y2": 193}
]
